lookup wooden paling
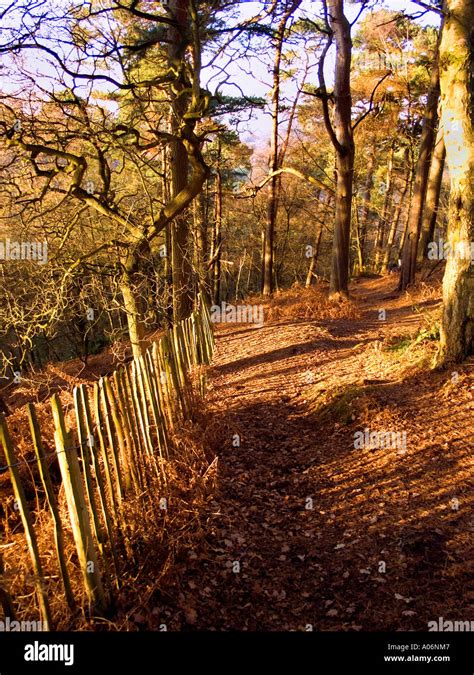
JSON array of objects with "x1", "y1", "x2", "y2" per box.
[{"x1": 0, "y1": 293, "x2": 214, "y2": 623}]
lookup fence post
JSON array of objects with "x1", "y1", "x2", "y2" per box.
[
  {"x1": 0, "y1": 413, "x2": 53, "y2": 630},
  {"x1": 93, "y1": 383, "x2": 120, "y2": 523},
  {"x1": 99, "y1": 378, "x2": 124, "y2": 504},
  {"x1": 113, "y1": 370, "x2": 141, "y2": 493},
  {"x1": 80, "y1": 385, "x2": 120, "y2": 586},
  {"x1": 140, "y1": 353, "x2": 168, "y2": 464},
  {"x1": 130, "y1": 361, "x2": 154, "y2": 459},
  {"x1": 27, "y1": 403, "x2": 75, "y2": 611},
  {"x1": 122, "y1": 366, "x2": 149, "y2": 490},
  {"x1": 50, "y1": 395, "x2": 106, "y2": 614},
  {"x1": 103, "y1": 377, "x2": 133, "y2": 493},
  {"x1": 73, "y1": 388, "x2": 105, "y2": 552},
  {"x1": 152, "y1": 342, "x2": 174, "y2": 432}
]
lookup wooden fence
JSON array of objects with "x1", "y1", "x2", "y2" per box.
[{"x1": 0, "y1": 295, "x2": 215, "y2": 628}]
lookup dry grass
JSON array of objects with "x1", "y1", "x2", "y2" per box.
[
  {"x1": 264, "y1": 284, "x2": 360, "y2": 323},
  {"x1": 0, "y1": 382, "x2": 219, "y2": 631}
]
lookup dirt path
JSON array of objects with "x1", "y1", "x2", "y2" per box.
[{"x1": 152, "y1": 277, "x2": 473, "y2": 631}]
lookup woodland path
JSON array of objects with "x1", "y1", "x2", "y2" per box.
[{"x1": 151, "y1": 277, "x2": 473, "y2": 631}]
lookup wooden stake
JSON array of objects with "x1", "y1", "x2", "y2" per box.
[
  {"x1": 113, "y1": 370, "x2": 141, "y2": 493},
  {"x1": 0, "y1": 414, "x2": 53, "y2": 629},
  {"x1": 27, "y1": 404, "x2": 75, "y2": 611},
  {"x1": 99, "y1": 378, "x2": 124, "y2": 503},
  {"x1": 151, "y1": 342, "x2": 174, "y2": 433},
  {"x1": 130, "y1": 361, "x2": 154, "y2": 458},
  {"x1": 141, "y1": 353, "x2": 168, "y2": 461},
  {"x1": 103, "y1": 377, "x2": 132, "y2": 493},
  {"x1": 122, "y1": 366, "x2": 148, "y2": 489},
  {"x1": 50, "y1": 395, "x2": 106, "y2": 614},
  {"x1": 93, "y1": 384, "x2": 120, "y2": 522},
  {"x1": 80, "y1": 385, "x2": 120, "y2": 583},
  {"x1": 73, "y1": 389, "x2": 104, "y2": 551}
]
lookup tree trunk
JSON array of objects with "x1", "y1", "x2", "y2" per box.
[
  {"x1": 170, "y1": 130, "x2": 193, "y2": 322},
  {"x1": 331, "y1": 146, "x2": 354, "y2": 295},
  {"x1": 162, "y1": 143, "x2": 173, "y2": 325},
  {"x1": 169, "y1": 0, "x2": 193, "y2": 322},
  {"x1": 120, "y1": 254, "x2": 148, "y2": 360},
  {"x1": 353, "y1": 201, "x2": 364, "y2": 276},
  {"x1": 327, "y1": 0, "x2": 355, "y2": 297},
  {"x1": 381, "y1": 150, "x2": 411, "y2": 273},
  {"x1": 305, "y1": 224, "x2": 323, "y2": 287},
  {"x1": 211, "y1": 144, "x2": 223, "y2": 305},
  {"x1": 398, "y1": 26, "x2": 442, "y2": 290},
  {"x1": 374, "y1": 143, "x2": 395, "y2": 271},
  {"x1": 436, "y1": 0, "x2": 474, "y2": 365},
  {"x1": 262, "y1": 0, "x2": 301, "y2": 296},
  {"x1": 358, "y1": 152, "x2": 376, "y2": 271},
  {"x1": 418, "y1": 125, "x2": 446, "y2": 262},
  {"x1": 193, "y1": 187, "x2": 209, "y2": 300},
  {"x1": 263, "y1": 173, "x2": 279, "y2": 297}
]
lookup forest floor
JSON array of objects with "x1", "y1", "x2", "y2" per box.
[
  {"x1": 1, "y1": 275, "x2": 473, "y2": 631},
  {"x1": 146, "y1": 275, "x2": 473, "y2": 631}
]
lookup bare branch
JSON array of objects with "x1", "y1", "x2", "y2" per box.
[{"x1": 352, "y1": 71, "x2": 392, "y2": 132}]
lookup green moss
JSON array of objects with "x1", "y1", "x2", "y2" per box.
[{"x1": 309, "y1": 383, "x2": 376, "y2": 425}]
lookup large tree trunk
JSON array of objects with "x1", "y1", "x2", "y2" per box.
[
  {"x1": 327, "y1": 0, "x2": 355, "y2": 297},
  {"x1": 398, "y1": 27, "x2": 442, "y2": 290},
  {"x1": 331, "y1": 151, "x2": 354, "y2": 294},
  {"x1": 418, "y1": 125, "x2": 446, "y2": 262},
  {"x1": 436, "y1": 0, "x2": 474, "y2": 365},
  {"x1": 120, "y1": 251, "x2": 148, "y2": 360},
  {"x1": 162, "y1": 143, "x2": 173, "y2": 326},
  {"x1": 170, "y1": 140, "x2": 193, "y2": 322},
  {"x1": 169, "y1": 0, "x2": 193, "y2": 322}
]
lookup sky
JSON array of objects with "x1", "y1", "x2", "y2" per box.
[
  {"x1": 204, "y1": 0, "x2": 441, "y2": 148},
  {"x1": 0, "y1": 0, "x2": 441, "y2": 151}
]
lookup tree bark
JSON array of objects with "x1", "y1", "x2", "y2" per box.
[
  {"x1": 211, "y1": 141, "x2": 223, "y2": 305},
  {"x1": 169, "y1": 0, "x2": 193, "y2": 322},
  {"x1": 436, "y1": 0, "x2": 474, "y2": 365},
  {"x1": 381, "y1": 150, "x2": 411, "y2": 273},
  {"x1": 161, "y1": 143, "x2": 173, "y2": 325},
  {"x1": 120, "y1": 251, "x2": 148, "y2": 360},
  {"x1": 358, "y1": 152, "x2": 376, "y2": 271},
  {"x1": 325, "y1": 0, "x2": 355, "y2": 297},
  {"x1": 262, "y1": 0, "x2": 301, "y2": 297},
  {"x1": 193, "y1": 187, "x2": 209, "y2": 300},
  {"x1": 398, "y1": 25, "x2": 442, "y2": 290},
  {"x1": 374, "y1": 143, "x2": 395, "y2": 271},
  {"x1": 305, "y1": 224, "x2": 323, "y2": 287},
  {"x1": 418, "y1": 125, "x2": 446, "y2": 262}
]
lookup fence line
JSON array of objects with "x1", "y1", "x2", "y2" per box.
[{"x1": 0, "y1": 294, "x2": 215, "y2": 628}]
